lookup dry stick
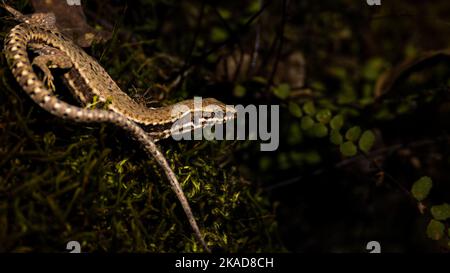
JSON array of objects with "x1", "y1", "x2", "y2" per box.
[
  {"x1": 266, "y1": 0, "x2": 287, "y2": 92},
  {"x1": 211, "y1": 5, "x2": 245, "y2": 82},
  {"x1": 361, "y1": 152, "x2": 414, "y2": 200},
  {"x1": 248, "y1": 0, "x2": 264, "y2": 78},
  {"x1": 181, "y1": 0, "x2": 206, "y2": 74}
]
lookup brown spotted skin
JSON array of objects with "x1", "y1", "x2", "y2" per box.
[{"x1": 3, "y1": 5, "x2": 210, "y2": 252}]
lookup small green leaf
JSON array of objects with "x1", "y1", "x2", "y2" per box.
[
  {"x1": 287, "y1": 124, "x2": 303, "y2": 145},
  {"x1": 431, "y1": 203, "x2": 450, "y2": 221},
  {"x1": 273, "y1": 84, "x2": 291, "y2": 99},
  {"x1": 340, "y1": 141, "x2": 357, "y2": 157},
  {"x1": 345, "y1": 126, "x2": 361, "y2": 142},
  {"x1": 43, "y1": 132, "x2": 56, "y2": 147},
  {"x1": 211, "y1": 27, "x2": 228, "y2": 42},
  {"x1": 303, "y1": 101, "x2": 316, "y2": 115},
  {"x1": 115, "y1": 159, "x2": 128, "y2": 174},
  {"x1": 248, "y1": 0, "x2": 262, "y2": 13},
  {"x1": 277, "y1": 153, "x2": 291, "y2": 170},
  {"x1": 312, "y1": 123, "x2": 328, "y2": 138},
  {"x1": 411, "y1": 176, "x2": 433, "y2": 201},
  {"x1": 311, "y1": 81, "x2": 326, "y2": 91},
  {"x1": 251, "y1": 76, "x2": 268, "y2": 85},
  {"x1": 217, "y1": 8, "x2": 231, "y2": 19},
  {"x1": 288, "y1": 102, "x2": 303, "y2": 118},
  {"x1": 233, "y1": 84, "x2": 246, "y2": 97},
  {"x1": 330, "y1": 115, "x2": 344, "y2": 130},
  {"x1": 396, "y1": 102, "x2": 411, "y2": 114},
  {"x1": 259, "y1": 156, "x2": 272, "y2": 172},
  {"x1": 300, "y1": 116, "x2": 315, "y2": 130},
  {"x1": 304, "y1": 151, "x2": 321, "y2": 165},
  {"x1": 362, "y1": 58, "x2": 386, "y2": 81},
  {"x1": 427, "y1": 219, "x2": 445, "y2": 241},
  {"x1": 329, "y1": 66, "x2": 347, "y2": 79},
  {"x1": 316, "y1": 109, "x2": 332, "y2": 124},
  {"x1": 358, "y1": 130, "x2": 375, "y2": 153},
  {"x1": 330, "y1": 130, "x2": 343, "y2": 145}
]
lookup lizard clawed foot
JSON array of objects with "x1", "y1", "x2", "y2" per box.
[
  {"x1": 31, "y1": 59, "x2": 56, "y2": 92},
  {"x1": 43, "y1": 74, "x2": 56, "y2": 92},
  {"x1": 28, "y1": 45, "x2": 73, "y2": 92}
]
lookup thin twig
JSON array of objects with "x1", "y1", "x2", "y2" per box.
[{"x1": 266, "y1": 0, "x2": 287, "y2": 91}]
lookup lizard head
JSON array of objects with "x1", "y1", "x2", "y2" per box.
[
  {"x1": 144, "y1": 97, "x2": 237, "y2": 141},
  {"x1": 170, "y1": 97, "x2": 237, "y2": 126}
]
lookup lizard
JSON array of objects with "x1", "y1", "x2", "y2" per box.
[{"x1": 2, "y1": 4, "x2": 235, "y2": 252}]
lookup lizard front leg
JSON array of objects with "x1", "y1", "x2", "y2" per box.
[{"x1": 29, "y1": 44, "x2": 73, "y2": 91}]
